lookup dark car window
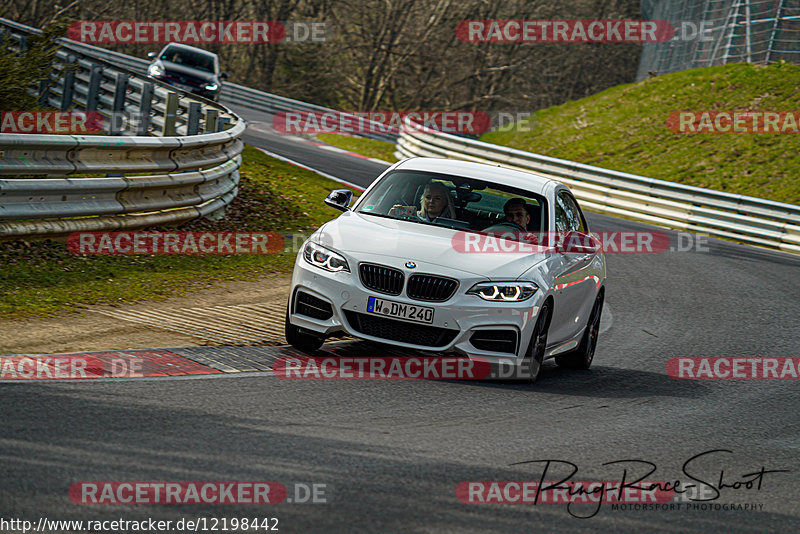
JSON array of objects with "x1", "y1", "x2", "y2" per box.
[
  {"x1": 160, "y1": 47, "x2": 216, "y2": 73},
  {"x1": 355, "y1": 169, "x2": 548, "y2": 232},
  {"x1": 556, "y1": 191, "x2": 586, "y2": 232}
]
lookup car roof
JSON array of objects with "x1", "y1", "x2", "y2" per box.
[
  {"x1": 394, "y1": 157, "x2": 556, "y2": 194},
  {"x1": 159, "y1": 43, "x2": 218, "y2": 58}
]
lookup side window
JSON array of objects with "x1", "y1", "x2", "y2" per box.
[
  {"x1": 555, "y1": 193, "x2": 571, "y2": 232},
  {"x1": 557, "y1": 191, "x2": 586, "y2": 232}
]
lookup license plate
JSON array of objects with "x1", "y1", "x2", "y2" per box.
[
  {"x1": 172, "y1": 82, "x2": 194, "y2": 91},
  {"x1": 367, "y1": 296, "x2": 434, "y2": 324}
]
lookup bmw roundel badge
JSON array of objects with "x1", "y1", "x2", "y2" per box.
[{"x1": 405, "y1": 261, "x2": 417, "y2": 269}]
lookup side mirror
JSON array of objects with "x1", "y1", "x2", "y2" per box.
[
  {"x1": 219, "y1": 72, "x2": 229, "y2": 80},
  {"x1": 559, "y1": 231, "x2": 600, "y2": 254},
  {"x1": 324, "y1": 189, "x2": 353, "y2": 212},
  {"x1": 147, "y1": 52, "x2": 157, "y2": 59}
]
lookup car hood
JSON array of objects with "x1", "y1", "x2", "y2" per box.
[
  {"x1": 316, "y1": 212, "x2": 549, "y2": 279},
  {"x1": 160, "y1": 61, "x2": 217, "y2": 82}
]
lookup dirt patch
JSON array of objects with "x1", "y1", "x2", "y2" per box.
[{"x1": 0, "y1": 275, "x2": 291, "y2": 356}]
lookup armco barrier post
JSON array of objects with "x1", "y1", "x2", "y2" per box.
[
  {"x1": 38, "y1": 79, "x2": 50, "y2": 106},
  {"x1": 187, "y1": 102, "x2": 201, "y2": 135},
  {"x1": 60, "y1": 55, "x2": 76, "y2": 111},
  {"x1": 204, "y1": 109, "x2": 219, "y2": 133},
  {"x1": 162, "y1": 92, "x2": 179, "y2": 136},
  {"x1": 217, "y1": 117, "x2": 231, "y2": 131},
  {"x1": 138, "y1": 82, "x2": 154, "y2": 135},
  {"x1": 86, "y1": 65, "x2": 103, "y2": 111},
  {"x1": 110, "y1": 73, "x2": 129, "y2": 135}
]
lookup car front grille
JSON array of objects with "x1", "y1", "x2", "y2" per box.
[
  {"x1": 406, "y1": 274, "x2": 459, "y2": 302},
  {"x1": 294, "y1": 291, "x2": 333, "y2": 320},
  {"x1": 469, "y1": 330, "x2": 519, "y2": 354},
  {"x1": 359, "y1": 263, "x2": 404, "y2": 295},
  {"x1": 343, "y1": 311, "x2": 458, "y2": 347}
]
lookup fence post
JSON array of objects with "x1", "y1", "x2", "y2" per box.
[
  {"x1": 38, "y1": 79, "x2": 50, "y2": 107},
  {"x1": 187, "y1": 102, "x2": 202, "y2": 135},
  {"x1": 137, "y1": 82, "x2": 154, "y2": 136},
  {"x1": 162, "y1": 92, "x2": 179, "y2": 136},
  {"x1": 204, "y1": 109, "x2": 219, "y2": 133},
  {"x1": 110, "y1": 73, "x2": 129, "y2": 135},
  {"x1": 60, "y1": 55, "x2": 77, "y2": 111},
  {"x1": 216, "y1": 117, "x2": 231, "y2": 131},
  {"x1": 86, "y1": 65, "x2": 103, "y2": 111}
]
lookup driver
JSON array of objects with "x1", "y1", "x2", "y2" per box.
[{"x1": 503, "y1": 198, "x2": 530, "y2": 230}]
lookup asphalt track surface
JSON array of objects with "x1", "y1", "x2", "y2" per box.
[{"x1": 2, "y1": 107, "x2": 799, "y2": 533}]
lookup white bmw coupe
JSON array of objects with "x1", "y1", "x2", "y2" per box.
[{"x1": 285, "y1": 158, "x2": 606, "y2": 381}]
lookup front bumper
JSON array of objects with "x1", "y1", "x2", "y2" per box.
[{"x1": 288, "y1": 251, "x2": 546, "y2": 367}]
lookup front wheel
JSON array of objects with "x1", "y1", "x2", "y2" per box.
[
  {"x1": 285, "y1": 299, "x2": 325, "y2": 352},
  {"x1": 555, "y1": 291, "x2": 604, "y2": 369},
  {"x1": 524, "y1": 301, "x2": 551, "y2": 382}
]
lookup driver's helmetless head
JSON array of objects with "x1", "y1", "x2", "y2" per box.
[
  {"x1": 503, "y1": 198, "x2": 530, "y2": 229},
  {"x1": 421, "y1": 183, "x2": 450, "y2": 218}
]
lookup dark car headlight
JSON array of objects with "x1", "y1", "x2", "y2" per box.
[
  {"x1": 204, "y1": 82, "x2": 219, "y2": 91},
  {"x1": 467, "y1": 281, "x2": 538, "y2": 302},
  {"x1": 303, "y1": 242, "x2": 350, "y2": 272}
]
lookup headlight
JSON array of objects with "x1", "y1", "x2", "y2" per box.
[
  {"x1": 303, "y1": 242, "x2": 349, "y2": 272},
  {"x1": 147, "y1": 63, "x2": 164, "y2": 77},
  {"x1": 467, "y1": 281, "x2": 538, "y2": 302},
  {"x1": 204, "y1": 82, "x2": 219, "y2": 91}
]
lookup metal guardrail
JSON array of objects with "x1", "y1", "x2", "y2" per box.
[
  {"x1": 0, "y1": 18, "x2": 245, "y2": 238},
  {"x1": 396, "y1": 119, "x2": 800, "y2": 254}
]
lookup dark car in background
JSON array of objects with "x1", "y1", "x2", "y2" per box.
[{"x1": 146, "y1": 43, "x2": 228, "y2": 101}]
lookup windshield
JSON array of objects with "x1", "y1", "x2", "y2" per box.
[
  {"x1": 159, "y1": 46, "x2": 216, "y2": 73},
  {"x1": 355, "y1": 170, "x2": 548, "y2": 233}
]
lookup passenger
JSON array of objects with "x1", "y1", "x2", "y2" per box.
[
  {"x1": 390, "y1": 182, "x2": 455, "y2": 222},
  {"x1": 417, "y1": 182, "x2": 456, "y2": 222}
]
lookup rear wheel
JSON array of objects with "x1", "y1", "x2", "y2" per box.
[
  {"x1": 284, "y1": 298, "x2": 325, "y2": 352},
  {"x1": 555, "y1": 291, "x2": 604, "y2": 369},
  {"x1": 524, "y1": 301, "x2": 551, "y2": 382}
]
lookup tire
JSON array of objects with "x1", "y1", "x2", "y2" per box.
[
  {"x1": 284, "y1": 299, "x2": 325, "y2": 352},
  {"x1": 524, "y1": 301, "x2": 551, "y2": 382},
  {"x1": 555, "y1": 291, "x2": 604, "y2": 370}
]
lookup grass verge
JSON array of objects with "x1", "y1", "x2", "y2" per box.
[
  {"x1": 0, "y1": 145, "x2": 358, "y2": 319},
  {"x1": 481, "y1": 62, "x2": 800, "y2": 205},
  {"x1": 316, "y1": 133, "x2": 397, "y2": 163}
]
